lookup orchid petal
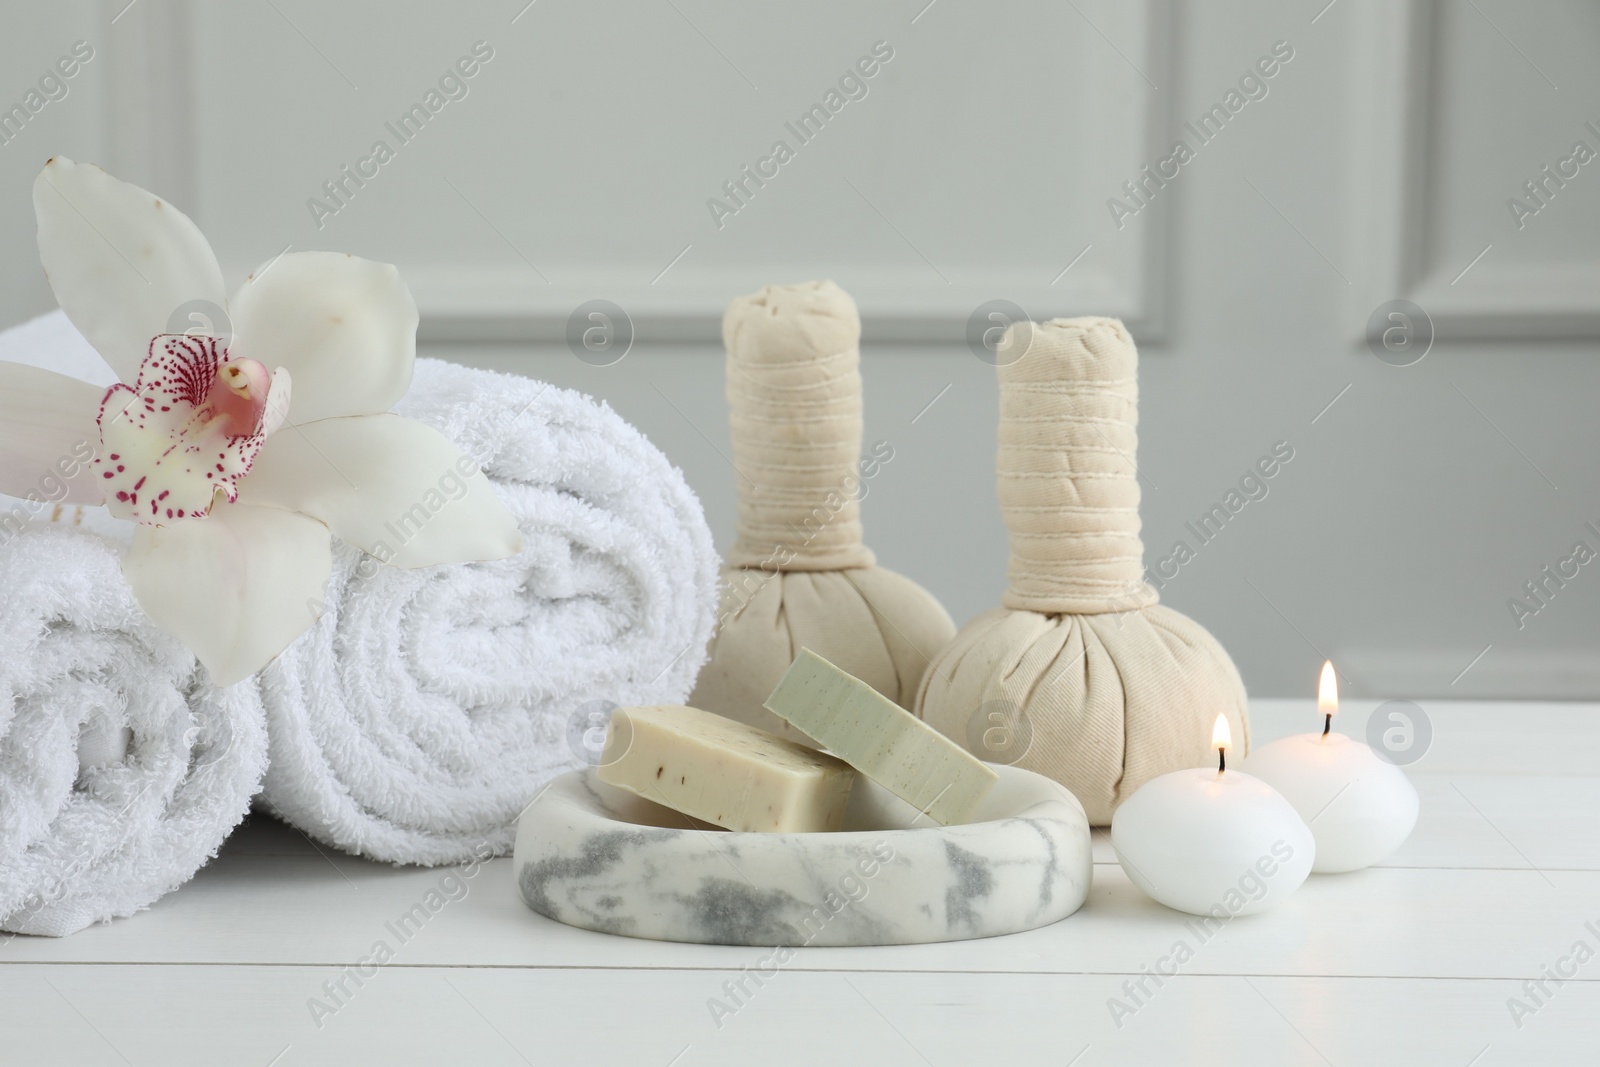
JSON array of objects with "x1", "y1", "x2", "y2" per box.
[
  {"x1": 34, "y1": 158, "x2": 228, "y2": 383},
  {"x1": 235, "y1": 413, "x2": 521, "y2": 568},
  {"x1": 123, "y1": 504, "x2": 332, "y2": 687},
  {"x1": 228, "y1": 252, "x2": 417, "y2": 424},
  {"x1": 261, "y1": 367, "x2": 293, "y2": 437},
  {"x1": 0, "y1": 361, "x2": 106, "y2": 503}
]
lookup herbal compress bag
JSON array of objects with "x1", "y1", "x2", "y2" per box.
[
  {"x1": 914, "y1": 317, "x2": 1249, "y2": 825},
  {"x1": 690, "y1": 281, "x2": 955, "y2": 741}
]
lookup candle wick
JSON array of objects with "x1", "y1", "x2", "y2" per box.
[
  {"x1": 1322, "y1": 712, "x2": 1331, "y2": 738},
  {"x1": 1218, "y1": 748, "x2": 1226, "y2": 775}
]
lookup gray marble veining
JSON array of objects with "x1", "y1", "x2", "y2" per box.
[{"x1": 512, "y1": 764, "x2": 1092, "y2": 946}]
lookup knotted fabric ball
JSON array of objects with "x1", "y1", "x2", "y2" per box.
[
  {"x1": 914, "y1": 316, "x2": 1249, "y2": 825},
  {"x1": 690, "y1": 281, "x2": 955, "y2": 742}
]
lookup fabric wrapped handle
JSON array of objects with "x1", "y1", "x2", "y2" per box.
[
  {"x1": 724, "y1": 280, "x2": 875, "y2": 572},
  {"x1": 997, "y1": 316, "x2": 1156, "y2": 615}
]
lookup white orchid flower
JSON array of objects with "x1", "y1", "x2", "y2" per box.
[{"x1": 0, "y1": 158, "x2": 521, "y2": 686}]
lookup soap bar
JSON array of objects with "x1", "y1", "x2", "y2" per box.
[
  {"x1": 596, "y1": 705, "x2": 856, "y2": 833},
  {"x1": 763, "y1": 649, "x2": 999, "y2": 825}
]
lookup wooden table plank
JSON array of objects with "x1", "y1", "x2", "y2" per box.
[
  {"x1": 3, "y1": 812, "x2": 1596, "y2": 982},
  {"x1": 1, "y1": 964, "x2": 1591, "y2": 1067},
  {"x1": 3, "y1": 699, "x2": 1595, "y2": 1065}
]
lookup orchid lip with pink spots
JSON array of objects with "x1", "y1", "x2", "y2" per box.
[
  {"x1": 0, "y1": 157, "x2": 522, "y2": 686},
  {"x1": 98, "y1": 335, "x2": 290, "y2": 524}
]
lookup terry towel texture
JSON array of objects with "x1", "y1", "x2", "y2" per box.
[
  {"x1": 0, "y1": 310, "x2": 718, "y2": 876},
  {"x1": 0, "y1": 524, "x2": 267, "y2": 937},
  {"x1": 257, "y1": 358, "x2": 720, "y2": 865}
]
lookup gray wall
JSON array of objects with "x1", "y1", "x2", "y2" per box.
[{"x1": 2, "y1": 0, "x2": 1598, "y2": 698}]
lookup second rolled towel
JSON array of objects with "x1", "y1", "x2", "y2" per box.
[
  {"x1": 257, "y1": 358, "x2": 720, "y2": 866},
  {"x1": 0, "y1": 524, "x2": 267, "y2": 936}
]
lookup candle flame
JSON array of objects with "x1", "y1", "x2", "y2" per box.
[
  {"x1": 1212, "y1": 713, "x2": 1232, "y2": 752},
  {"x1": 1318, "y1": 660, "x2": 1338, "y2": 716}
]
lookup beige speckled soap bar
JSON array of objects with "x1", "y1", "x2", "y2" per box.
[
  {"x1": 596, "y1": 705, "x2": 856, "y2": 833},
  {"x1": 763, "y1": 649, "x2": 999, "y2": 825}
]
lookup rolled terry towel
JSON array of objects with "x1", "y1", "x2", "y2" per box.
[
  {"x1": 0, "y1": 524, "x2": 268, "y2": 937},
  {"x1": 257, "y1": 358, "x2": 719, "y2": 865}
]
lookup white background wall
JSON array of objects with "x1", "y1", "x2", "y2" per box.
[{"x1": 2, "y1": 0, "x2": 1597, "y2": 698}]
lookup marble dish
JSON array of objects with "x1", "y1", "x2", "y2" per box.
[{"x1": 512, "y1": 763, "x2": 1091, "y2": 946}]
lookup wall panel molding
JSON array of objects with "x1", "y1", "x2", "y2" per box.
[
  {"x1": 103, "y1": 0, "x2": 1174, "y2": 344},
  {"x1": 1351, "y1": 0, "x2": 1600, "y2": 341},
  {"x1": 102, "y1": 0, "x2": 195, "y2": 211}
]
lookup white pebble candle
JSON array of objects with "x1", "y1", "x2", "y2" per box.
[
  {"x1": 1112, "y1": 715, "x2": 1314, "y2": 917},
  {"x1": 1242, "y1": 662, "x2": 1419, "y2": 874}
]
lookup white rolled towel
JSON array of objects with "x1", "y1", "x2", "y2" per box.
[
  {"x1": 0, "y1": 523, "x2": 268, "y2": 937},
  {"x1": 257, "y1": 358, "x2": 719, "y2": 865}
]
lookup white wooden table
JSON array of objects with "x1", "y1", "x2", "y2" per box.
[{"x1": 3, "y1": 699, "x2": 1595, "y2": 1066}]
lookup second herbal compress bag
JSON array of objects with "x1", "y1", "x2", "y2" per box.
[
  {"x1": 915, "y1": 317, "x2": 1249, "y2": 825},
  {"x1": 690, "y1": 281, "x2": 955, "y2": 740}
]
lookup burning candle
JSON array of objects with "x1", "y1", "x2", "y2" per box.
[
  {"x1": 1111, "y1": 714, "x2": 1314, "y2": 917},
  {"x1": 1241, "y1": 662, "x2": 1420, "y2": 873}
]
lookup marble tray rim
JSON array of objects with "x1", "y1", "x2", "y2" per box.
[
  {"x1": 551, "y1": 762, "x2": 1083, "y2": 839},
  {"x1": 512, "y1": 764, "x2": 1094, "y2": 947}
]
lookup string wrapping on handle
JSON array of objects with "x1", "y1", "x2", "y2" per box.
[
  {"x1": 997, "y1": 316, "x2": 1156, "y2": 614},
  {"x1": 724, "y1": 280, "x2": 875, "y2": 572}
]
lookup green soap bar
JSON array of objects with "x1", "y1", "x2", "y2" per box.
[{"x1": 763, "y1": 649, "x2": 998, "y2": 825}]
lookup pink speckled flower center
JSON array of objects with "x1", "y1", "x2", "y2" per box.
[{"x1": 96, "y1": 335, "x2": 285, "y2": 525}]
